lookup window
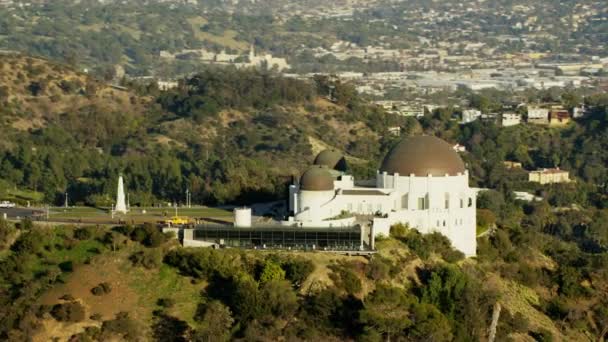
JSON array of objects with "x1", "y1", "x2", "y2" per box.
[
  {"x1": 401, "y1": 193, "x2": 408, "y2": 209},
  {"x1": 367, "y1": 204, "x2": 373, "y2": 213},
  {"x1": 444, "y1": 193, "x2": 450, "y2": 209},
  {"x1": 460, "y1": 198, "x2": 464, "y2": 208},
  {"x1": 417, "y1": 197, "x2": 427, "y2": 210},
  {"x1": 347, "y1": 203, "x2": 353, "y2": 211},
  {"x1": 468, "y1": 197, "x2": 473, "y2": 207}
]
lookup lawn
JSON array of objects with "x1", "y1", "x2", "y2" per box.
[
  {"x1": 47, "y1": 206, "x2": 232, "y2": 224},
  {"x1": 28, "y1": 228, "x2": 106, "y2": 276},
  {"x1": 187, "y1": 16, "x2": 247, "y2": 51},
  {"x1": 128, "y1": 263, "x2": 204, "y2": 326},
  {"x1": 0, "y1": 183, "x2": 44, "y2": 204}
]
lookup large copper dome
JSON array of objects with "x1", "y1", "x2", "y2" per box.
[
  {"x1": 313, "y1": 149, "x2": 347, "y2": 172},
  {"x1": 300, "y1": 166, "x2": 335, "y2": 191},
  {"x1": 379, "y1": 136, "x2": 465, "y2": 177}
]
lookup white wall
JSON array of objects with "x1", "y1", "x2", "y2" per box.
[{"x1": 293, "y1": 172, "x2": 477, "y2": 256}]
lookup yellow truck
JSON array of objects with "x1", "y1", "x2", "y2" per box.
[{"x1": 163, "y1": 216, "x2": 193, "y2": 226}]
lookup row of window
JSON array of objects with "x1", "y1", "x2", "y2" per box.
[
  {"x1": 402, "y1": 193, "x2": 473, "y2": 210},
  {"x1": 436, "y1": 218, "x2": 466, "y2": 227}
]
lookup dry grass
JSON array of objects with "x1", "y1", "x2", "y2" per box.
[
  {"x1": 187, "y1": 17, "x2": 247, "y2": 51},
  {"x1": 35, "y1": 243, "x2": 204, "y2": 341},
  {"x1": 485, "y1": 274, "x2": 563, "y2": 338}
]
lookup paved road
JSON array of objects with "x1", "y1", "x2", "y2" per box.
[{"x1": 0, "y1": 207, "x2": 44, "y2": 219}]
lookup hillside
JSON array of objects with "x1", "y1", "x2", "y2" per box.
[
  {"x1": 0, "y1": 54, "x2": 406, "y2": 207},
  {"x1": 1, "y1": 218, "x2": 606, "y2": 341}
]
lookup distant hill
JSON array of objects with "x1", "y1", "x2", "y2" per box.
[{"x1": 0, "y1": 54, "x2": 407, "y2": 206}]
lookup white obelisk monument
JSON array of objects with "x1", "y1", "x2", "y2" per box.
[{"x1": 115, "y1": 175, "x2": 128, "y2": 214}]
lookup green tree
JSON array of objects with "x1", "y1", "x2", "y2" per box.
[
  {"x1": 193, "y1": 300, "x2": 234, "y2": 342},
  {"x1": 360, "y1": 285, "x2": 414, "y2": 341},
  {"x1": 259, "y1": 260, "x2": 286, "y2": 284}
]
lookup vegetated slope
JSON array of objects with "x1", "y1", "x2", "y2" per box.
[
  {"x1": 3, "y1": 219, "x2": 605, "y2": 341},
  {"x1": 0, "y1": 54, "x2": 407, "y2": 206}
]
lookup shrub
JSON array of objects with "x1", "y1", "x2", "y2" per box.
[
  {"x1": 157, "y1": 298, "x2": 175, "y2": 308},
  {"x1": 329, "y1": 262, "x2": 362, "y2": 295},
  {"x1": 390, "y1": 223, "x2": 408, "y2": 238},
  {"x1": 366, "y1": 255, "x2": 392, "y2": 280},
  {"x1": 130, "y1": 249, "x2": 162, "y2": 269},
  {"x1": 90, "y1": 313, "x2": 103, "y2": 321},
  {"x1": 529, "y1": 328, "x2": 554, "y2": 342},
  {"x1": 59, "y1": 294, "x2": 74, "y2": 301},
  {"x1": 18, "y1": 217, "x2": 34, "y2": 230},
  {"x1": 282, "y1": 257, "x2": 314, "y2": 288},
  {"x1": 259, "y1": 260, "x2": 286, "y2": 284},
  {"x1": 130, "y1": 224, "x2": 166, "y2": 247},
  {"x1": 74, "y1": 227, "x2": 92, "y2": 240},
  {"x1": 59, "y1": 261, "x2": 74, "y2": 272},
  {"x1": 91, "y1": 282, "x2": 112, "y2": 296},
  {"x1": 101, "y1": 312, "x2": 139, "y2": 341},
  {"x1": 51, "y1": 301, "x2": 86, "y2": 322}
]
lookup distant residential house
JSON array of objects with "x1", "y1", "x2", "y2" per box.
[
  {"x1": 388, "y1": 126, "x2": 401, "y2": 136},
  {"x1": 572, "y1": 106, "x2": 586, "y2": 119},
  {"x1": 503, "y1": 161, "x2": 522, "y2": 169},
  {"x1": 527, "y1": 107, "x2": 549, "y2": 124},
  {"x1": 548, "y1": 109, "x2": 571, "y2": 127},
  {"x1": 514, "y1": 191, "x2": 543, "y2": 202},
  {"x1": 501, "y1": 113, "x2": 521, "y2": 127},
  {"x1": 157, "y1": 80, "x2": 179, "y2": 91},
  {"x1": 481, "y1": 113, "x2": 499, "y2": 122},
  {"x1": 453, "y1": 144, "x2": 466, "y2": 152},
  {"x1": 461, "y1": 109, "x2": 482, "y2": 124},
  {"x1": 528, "y1": 168, "x2": 570, "y2": 184}
]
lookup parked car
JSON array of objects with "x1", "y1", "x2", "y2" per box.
[{"x1": 0, "y1": 201, "x2": 16, "y2": 208}]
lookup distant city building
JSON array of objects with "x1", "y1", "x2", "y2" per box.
[
  {"x1": 461, "y1": 109, "x2": 482, "y2": 124},
  {"x1": 388, "y1": 126, "x2": 401, "y2": 136},
  {"x1": 501, "y1": 113, "x2": 521, "y2": 127},
  {"x1": 548, "y1": 109, "x2": 571, "y2": 127},
  {"x1": 528, "y1": 168, "x2": 570, "y2": 184},
  {"x1": 453, "y1": 144, "x2": 466, "y2": 152},
  {"x1": 572, "y1": 106, "x2": 586, "y2": 119},
  {"x1": 503, "y1": 161, "x2": 523, "y2": 169},
  {"x1": 527, "y1": 107, "x2": 549, "y2": 124},
  {"x1": 514, "y1": 191, "x2": 542, "y2": 202},
  {"x1": 157, "y1": 80, "x2": 179, "y2": 91}
]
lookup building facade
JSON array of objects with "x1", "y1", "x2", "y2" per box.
[
  {"x1": 501, "y1": 113, "x2": 521, "y2": 126},
  {"x1": 528, "y1": 168, "x2": 570, "y2": 184},
  {"x1": 286, "y1": 136, "x2": 477, "y2": 256}
]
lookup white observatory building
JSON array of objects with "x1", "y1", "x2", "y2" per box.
[{"x1": 286, "y1": 135, "x2": 477, "y2": 256}]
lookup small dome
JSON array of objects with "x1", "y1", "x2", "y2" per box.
[
  {"x1": 380, "y1": 135, "x2": 465, "y2": 177},
  {"x1": 314, "y1": 149, "x2": 347, "y2": 171},
  {"x1": 300, "y1": 166, "x2": 334, "y2": 191}
]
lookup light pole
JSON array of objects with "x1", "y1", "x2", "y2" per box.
[{"x1": 186, "y1": 189, "x2": 191, "y2": 208}]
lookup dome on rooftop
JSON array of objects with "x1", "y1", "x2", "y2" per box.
[
  {"x1": 300, "y1": 166, "x2": 335, "y2": 191},
  {"x1": 313, "y1": 149, "x2": 347, "y2": 172},
  {"x1": 379, "y1": 135, "x2": 465, "y2": 177}
]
